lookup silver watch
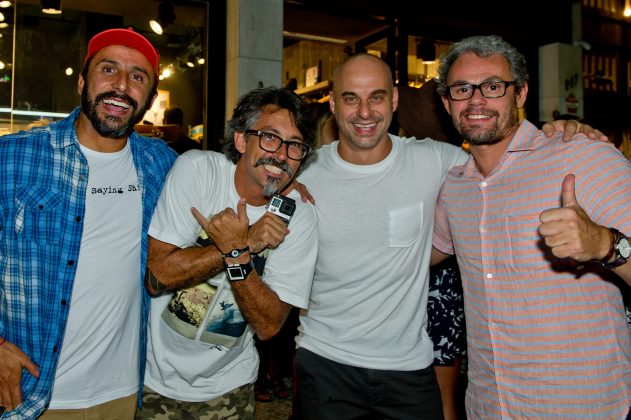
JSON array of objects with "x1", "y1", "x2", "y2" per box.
[{"x1": 602, "y1": 228, "x2": 631, "y2": 269}]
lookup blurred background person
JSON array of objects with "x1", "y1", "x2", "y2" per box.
[
  {"x1": 311, "y1": 101, "x2": 338, "y2": 149},
  {"x1": 162, "y1": 106, "x2": 201, "y2": 154},
  {"x1": 396, "y1": 79, "x2": 467, "y2": 420}
]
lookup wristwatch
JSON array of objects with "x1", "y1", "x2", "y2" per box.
[
  {"x1": 602, "y1": 227, "x2": 631, "y2": 269},
  {"x1": 225, "y1": 258, "x2": 255, "y2": 281},
  {"x1": 222, "y1": 246, "x2": 249, "y2": 259}
]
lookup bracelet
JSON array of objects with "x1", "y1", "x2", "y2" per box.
[{"x1": 0, "y1": 337, "x2": 6, "y2": 346}]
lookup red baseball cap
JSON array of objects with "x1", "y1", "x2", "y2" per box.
[{"x1": 84, "y1": 27, "x2": 159, "y2": 73}]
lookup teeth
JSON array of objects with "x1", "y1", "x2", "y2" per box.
[
  {"x1": 467, "y1": 114, "x2": 491, "y2": 120},
  {"x1": 354, "y1": 123, "x2": 376, "y2": 129},
  {"x1": 103, "y1": 99, "x2": 130, "y2": 109},
  {"x1": 264, "y1": 165, "x2": 283, "y2": 175}
]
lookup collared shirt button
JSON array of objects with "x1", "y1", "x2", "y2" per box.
[
  {"x1": 75, "y1": 216, "x2": 81, "y2": 222},
  {"x1": 486, "y1": 273, "x2": 493, "y2": 279},
  {"x1": 480, "y1": 227, "x2": 486, "y2": 233},
  {"x1": 67, "y1": 260, "x2": 74, "y2": 266},
  {"x1": 480, "y1": 182, "x2": 487, "y2": 187}
]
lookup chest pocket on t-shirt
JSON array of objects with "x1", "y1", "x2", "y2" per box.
[
  {"x1": 388, "y1": 203, "x2": 423, "y2": 247},
  {"x1": 15, "y1": 185, "x2": 63, "y2": 246}
]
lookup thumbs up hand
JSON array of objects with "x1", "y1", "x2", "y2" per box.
[{"x1": 539, "y1": 174, "x2": 612, "y2": 262}]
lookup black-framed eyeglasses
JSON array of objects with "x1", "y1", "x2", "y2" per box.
[
  {"x1": 447, "y1": 80, "x2": 516, "y2": 101},
  {"x1": 244, "y1": 129, "x2": 310, "y2": 161}
]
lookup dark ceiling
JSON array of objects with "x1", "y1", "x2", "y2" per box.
[
  {"x1": 17, "y1": 0, "x2": 577, "y2": 49},
  {"x1": 283, "y1": 0, "x2": 576, "y2": 48}
]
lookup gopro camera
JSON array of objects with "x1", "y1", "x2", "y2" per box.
[{"x1": 266, "y1": 193, "x2": 296, "y2": 225}]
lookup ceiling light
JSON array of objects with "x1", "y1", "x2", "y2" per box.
[
  {"x1": 65, "y1": 67, "x2": 73, "y2": 76},
  {"x1": 41, "y1": 0, "x2": 62, "y2": 14},
  {"x1": 197, "y1": 57, "x2": 205, "y2": 65},
  {"x1": 0, "y1": 2, "x2": 11, "y2": 8},
  {"x1": 150, "y1": 1, "x2": 175, "y2": 35},
  {"x1": 0, "y1": 12, "x2": 4, "y2": 21},
  {"x1": 149, "y1": 20, "x2": 163, "y2": 35},
  {"x1": 0, "y1": 22, "x2": 7, "y2": 28},
  {"x1": 624, "y1": 0, "x2": 631, "y2": 17}
]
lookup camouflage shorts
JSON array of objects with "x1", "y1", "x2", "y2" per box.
[{"x1": 135, "y1": 383, "x2": 255, "y2": 420}]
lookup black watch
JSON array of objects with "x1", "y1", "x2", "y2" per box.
[
  {"x1": 602, "y1": 228, "x2": 631, "y2": 269},
  {"x1": 222, "y1": 246, "x2": 249, "y2": 259},
  {"x1": 225, "y1": 258, "x2": 255, "y2": 281}
]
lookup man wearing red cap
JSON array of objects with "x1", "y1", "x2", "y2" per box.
[{"x1": 0, "y1": 28, "x2": 176, "y2": 419}]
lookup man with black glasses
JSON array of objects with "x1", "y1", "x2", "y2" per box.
[
  {"x1": 432, "y1": 35, "x2": 630, "y2": 418},
  {"x1": 135, "y1": 87, "x2": 317, "y2": 419}
]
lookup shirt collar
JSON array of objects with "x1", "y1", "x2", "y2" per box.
[
  {"x1": 507, "y1": 119, "x2": 540, "y2": 152},
  {"x1": 49, "y1": 107, "x2": 81, "y2": 150}
]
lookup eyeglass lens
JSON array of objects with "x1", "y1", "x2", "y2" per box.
[
  {"x1": 449, "y1": 81, "x2": 509, "y2": 100},
  {"x1": 255, "y1": 131, "x2": 308, "y2": 160}
]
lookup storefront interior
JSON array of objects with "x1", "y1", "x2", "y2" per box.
[{"x1": 0, "y1": 0, "x2": 629, "y2": 150}]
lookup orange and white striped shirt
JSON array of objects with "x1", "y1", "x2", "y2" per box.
[{"x1": 434, "y1": 120, "x2": 631, "y2": 419}]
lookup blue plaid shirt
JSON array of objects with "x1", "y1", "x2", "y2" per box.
[{"x1": 0, "y1": 107, "x2": 177, "y2": 419}]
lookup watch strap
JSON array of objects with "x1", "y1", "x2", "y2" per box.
[
  {"x1": 222, "y1": 245, "x2": 250, "y2": 259},
  {"x1": 225, "y1": 258, "x2": 255, "y2": 281}
]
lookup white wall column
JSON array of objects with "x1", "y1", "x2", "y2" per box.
[{"x1": 226, "y1": 0, "x2": 283, "y2": 119}]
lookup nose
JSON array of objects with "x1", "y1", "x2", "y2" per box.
[
  {"x1": 469, "y1": 86, "x2": 487, "y2": 104},
  {"x1": 273, "y1": 141, "x2": 289, "y2": 160},
  {"x1": 113, "y1": 73, "x2": 129, "y2": 93},
  {"x1": 357, "y1": 99, "x2": 372, "y2": 119}
]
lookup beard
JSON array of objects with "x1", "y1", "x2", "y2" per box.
[
  {"x1": 262, "y1": 177, "x2": 280, "y2": 197},
  {"x1": 456, "y1": 105, "x2": 520, "y2": 146},
  {"x1": 80, "y1": 80, "x2": 152, "y2": 139},
  {"x1": 254, "y1": 157, "x2": 295, "y2": 197}
]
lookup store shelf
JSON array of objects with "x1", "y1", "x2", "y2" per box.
[{"x1": 295, "y1": 80, "x2": 331, "y2": 96}]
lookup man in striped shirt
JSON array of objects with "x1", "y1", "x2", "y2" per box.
[{"x1": 432, "y1": 35, "x2": 630, "y2": 419}]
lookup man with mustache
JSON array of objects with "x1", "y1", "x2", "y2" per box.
[
  {"x1": 136, "y1": 86, "x2": 317, "y2": 419},
  {"x1": 0, "y1": 28, "x2": 176, "y2": 419},
  {"x1": 431, "y1": 35, "x2": 630, "y2": 418}
]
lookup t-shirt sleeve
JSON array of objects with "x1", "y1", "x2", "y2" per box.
[
  {"x1": 149, "y1": 153, "x2": 206, "y2": 248},
  {"x1": 262, "y1": 192, "x2": 318, "y2": 309},
  {"x1": 433, "y1": 186, "x2": 454, "y2": 255}
]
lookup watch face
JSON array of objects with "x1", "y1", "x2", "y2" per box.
[
  {"x1": 617, "y1": 237, "x2": 631, "y2": 259},
  {"x1": 228, "y1": 249, "x2": 240, "y2": 258},
  {"x1": 226, "y1": 265, "x2": 246, "y2": 280},
  {"x1": 225, "y1": 246, "x2": 248, "y2": 258}
]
